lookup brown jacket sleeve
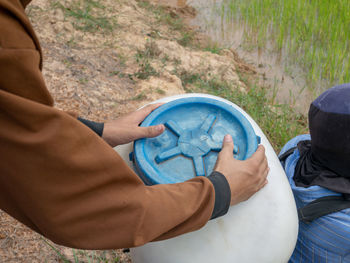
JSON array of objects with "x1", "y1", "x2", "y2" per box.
[{"x1": 0, "y1": 0, "x2": 215, "y2": 249}]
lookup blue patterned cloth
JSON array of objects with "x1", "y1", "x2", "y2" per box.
[{"x1": 280, "y1": 135, "x2": 350, "y2": 262}]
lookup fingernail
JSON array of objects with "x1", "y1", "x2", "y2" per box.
[
  {"x1": 224, "y1": 134, "x2": 232, "y2": 142},
  {"x1": 156, "y1": 125, "x2": 164, "y2": 132}
]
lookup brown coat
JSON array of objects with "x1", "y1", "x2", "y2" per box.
[{"x1": 0, "y1": 0, "x2": 215, "y2": 249}]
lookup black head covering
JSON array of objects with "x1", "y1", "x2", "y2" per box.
[{"x1": 293, "y1": 83, "x2": 350, "y2": 194}]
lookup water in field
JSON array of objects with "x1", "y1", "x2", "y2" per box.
[
  {"x1": 189, "y1": 0, "x2": 311, "y2": 113},
  {"x1": 168, "y1": 0, "x2": 349, "y2": 114}
]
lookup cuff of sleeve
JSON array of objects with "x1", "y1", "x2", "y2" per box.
[
  {"x1": 207, "y1": 171, "x2": 231, "y2": 220},
  {"x1": 78, "y1": 117, "x2": 104, "y2": 137}
]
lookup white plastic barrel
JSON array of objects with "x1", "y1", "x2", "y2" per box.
[{"x1": 114, "y1": 94, "x2": 298, "y2": 263}]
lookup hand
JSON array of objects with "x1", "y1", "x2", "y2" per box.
[
  {"x1": 102, "y1": 103, "x2": 165, "y2": 147},
  {"x1": 214, "y1": 135, "x2": 269, "y2": 206}
]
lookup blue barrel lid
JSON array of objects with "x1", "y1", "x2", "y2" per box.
[{"x1": 133, "y1": 97, "x2": 259, "y2": 185}]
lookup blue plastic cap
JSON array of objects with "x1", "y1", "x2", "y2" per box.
[{"x1": 133, "y1": 97, "x2": 258, "y2": 185}]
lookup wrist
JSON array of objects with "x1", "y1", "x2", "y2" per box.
[
  {"x1": 207, "y1": 171, "x2": 231, "y2": 219},
  {"x1": 78, "y1": 117, "x2": 104, "y2": 137},
  {"x1": 101, "y1": 122, "x2": 115, "y2": 146}
]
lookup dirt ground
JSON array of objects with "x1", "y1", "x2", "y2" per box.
[{"x1": 0, "y1": 0, "x2": 249, "y2": 262}]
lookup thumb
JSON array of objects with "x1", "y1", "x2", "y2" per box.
[
  {"x1": 219, "y1": 134, "x2": 234, "y2": 157},
  {"x1": 137, "y1": 124, "x2": 165, "y2": 139}
]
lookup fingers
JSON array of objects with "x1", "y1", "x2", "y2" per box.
[
  {"x1": 261, "y1": 179, "x2": 268, "y2": 188},
  {"x1": 219, "y1": 134, "x2": 234, "y2": 156},
  {"x1": 141, "y1": 103, "x2": 164, "y2": 114},
  {"x1": 213, "y1": 135, "x2": 234, "y2": 171},
  {"x1": 250, "y1": 145, "x2": 269, "y2": 190},
  {"x1": 258, "y1": 166, "x2": 270, "y2": 188},
  {"x1": 135, "y1": 124, "x2": 165, "y2": 139},
  {"x1": 263, "y1": 167, "x2": 269, "y2": 181},
  {"x1": 248, "y1": 145, "x2": 266, "y2": 164},
  {"x1": 134, "y1": 103, "x2": 164, "y2": 122}
]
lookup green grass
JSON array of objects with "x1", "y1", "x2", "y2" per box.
[
  {"x1": 53, "y1": 0, "x2": 116, "y2": 32},
  {"x1": 177, "y1": 31, "x2": 195, "y2": 47},
  {"x1": 156, "y1": 88, "x2": 166, "y2": 95},
  {"x1": 137, "y1": 0, "x2": 185, "y2": 32},
  {"x1": 137, "y1": 0, "x2": 197, "y2": 47},
  {"x1": 204, "y1": 43, "x2": 223, "y2": 54},
  {"x1": 140, "y1": 41, "x2": 161, "y2": 58},
  {"x1": 137, "y1": 0, "x2": 184, "y2": 31},
  {"x1": 179, "y1": 72, "x2": 307, "y2": 150},
  {"x1": 132, "y1": 91, "x2": 147, "y2": 101},
  {"x1": 133, "y1": 40, "x2": 162, "y2": 80},
  {"x1": 221, "y1": 0, "x2": 350, "y2": 92},
  {"x1": 134, "y1": 47, "x2": 159, "y2": 80}
]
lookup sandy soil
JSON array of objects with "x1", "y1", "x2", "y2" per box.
[{"x1": 0, "y1": 0, "x2": 249, "y2": 261}]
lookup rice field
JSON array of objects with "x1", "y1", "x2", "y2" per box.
[{"x1": 222, "y1": 0, "x2": 350, "y2": 92}]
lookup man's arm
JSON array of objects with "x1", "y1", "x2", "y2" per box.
[
  {"x1": 0, "y1": 0, "x2": 226, "y2": 249},
  {"x1": 0, "y1": 89, "x2": 219, "y2": 249}
]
